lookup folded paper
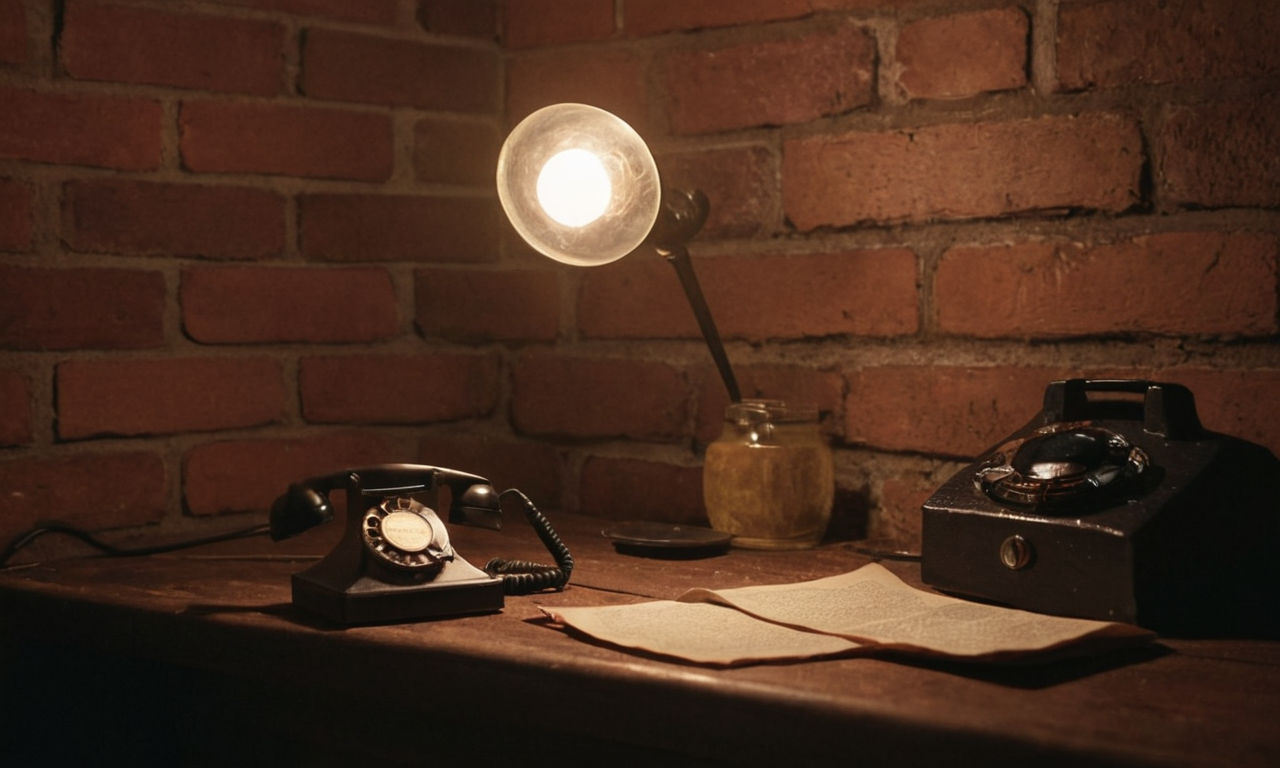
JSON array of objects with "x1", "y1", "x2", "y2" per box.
[{"x1": 541, "y1": 563, "x2": 1154, "y2": 667}]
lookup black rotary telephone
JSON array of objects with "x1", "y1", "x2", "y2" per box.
[
  {"x1": 922, "y1": 379, "x2": 1280, "y2": 634},
  {"x1": 269, "y1": 464, "x2": 573, "y2": 625}
]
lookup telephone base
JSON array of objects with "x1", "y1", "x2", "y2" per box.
[
  {"x1": 291, "y1": 556, "x2": 505, "y2": 625},
  {"x1": 921, "y1": 379, "x2": 1280, "y2": 634}
]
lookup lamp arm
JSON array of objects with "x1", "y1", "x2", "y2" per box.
[
  {"x1": 661, "y1": 244, "x2": 741, "y2": 403},
  {"x1": 648, "y1": 186, "x2": 740, "y2": 403}
]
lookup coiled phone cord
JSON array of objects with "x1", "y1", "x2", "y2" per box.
[{"x1": 484, "y1": 488, "x2": 574, "y2": 595}]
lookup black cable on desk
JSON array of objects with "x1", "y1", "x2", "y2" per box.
[{"x1": 0, "y1": 521, "x2": 270, "y2": 569}]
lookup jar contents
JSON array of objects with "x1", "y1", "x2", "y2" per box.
[{"x1": 703, "y1": 400, "x2": 834, "y2": 549}]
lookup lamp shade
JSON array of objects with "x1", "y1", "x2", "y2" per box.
[{"x1": 496, "y1": 103, "x2": 661, "y2": 266}]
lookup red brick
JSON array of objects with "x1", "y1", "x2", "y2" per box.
[
  {"x1": 504, "y1": 0, "x2": 613, "y2": 48},
  {"x1": 849, "y1": 366, "x2": 1280, "y2": 460},
  {"x1": 302, "y1": 29, "x2": 498, "y2": 112},
  {"x1": 417, "y1": 433, "x2": 562, "y2": 505},
  {"x1": 0, "y1": 452, "x2": 167, "y2": 537},
  {"x1": 812, "y1": 0, "x2": 930, "y2": 6},
  {"x1": 207, "y1": 0, "x2": 398, "y2": 24},
  {"x1": 783, "y1": 113, "x2": 1142, "y2": 230},
  {"x1": 512, "y1": 352, "x2": 689, "y2": 441},
  {"x1": 415, "y1": 267, "x2": 560, "y2": 341},
  {"x1": 57, "y1": 357, "x2": 286, "y2": 439},
  {"x1": 1057, "y1": 0, "x2": 1280, "y2": 91},
  {"x1": 0, "y1": 368, "x2": 31, "y2": 446},
  {"x1": 61, "y1": 2, "x2": 285, "y2": 95},
  {"x1": 663, "y1": 23, "x2": 873, "y2": 135},
  {"x1": 873, "y1": 474, "x2": 934, "y2": 550},
  {"x1": 184, "y1": 431, "x2": 400, "y2": 516},
  {"x1": 578, "y1": 456, "x2": 706, "y2": 523},
  {"x1": 0, "y1": 0, "x2": 26, "y2": 64},
  {"x1": 578, "y1": 249, "x2": 918, "y2": 340},
  {"x1": 655, "y1": 145, "x2": 778, "y2": 238},
  {"x1": 180, "y1": 100, "x2": 392, "y2": 181},
  {"x1": 0, "y1": 87, "x2": 162, "y2": 170},
  {"x1": 300, "y1": 194, "x2": 498, "y2": 263},
  {"x1": 694, "y1": 363, "x2": 844, "y2": 445},
  {"x1": 895, "y1": 7, "x2": 1027, "y2": 101},
  {"x1": 577, "y1": 257, "x2": 691, "y2": 339},
  {"x1": 0, "y1": 178, "x2": 32, "y2": 252},
  {"x1": 1016, "y1": 366, "x2": 1280, "y2": 457},
  {"x1": 300, "y1": 352, "x2": 500, "y2": 424},
  {"x1": 414, "y1": 115, "x2": 500, "y2": 186},
  {"x1": 418, "y1": 0, "x2": 498, "y2": 39},
  {"x1": 500, "y1": 224, "x2": 548, "y2": 268},
  {"x1": 0, "y1": 265, "x2": 164, "y2": 350},
  {"x1": 1157, "y1": 368, "x2": 1280, "y2": 455},
  {"x1": 506, "y1": 47, "x2": 651, "y2": 135},
  {"x1": 936, "y1": 232, "x2": 1278, "y2": 338},
  {"x1": 844, "y1": 365, "x2": 1072, "y2": 457},
  {"x1": 1157, "y1": 95, "x2": 1280, "y2": 210},
  {"x1": 1063, "y1": 366, "x2": 1280, "y2": 458},
  {"x1": 181, "y1": 266, "x2": 398, "y2": 344},
  {"x1": 623, "y1": 0, "x2": 812, "y2": 36},
  {"x1": 63, "y1": 179, "x2": 284, "y2": 259}
]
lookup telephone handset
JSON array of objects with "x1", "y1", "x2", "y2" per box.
[{"x1": 269, "y1": 464, "x2": 573, "y2": 625}]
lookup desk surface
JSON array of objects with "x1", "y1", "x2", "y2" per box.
[{"x1": 2, "y1": 512, "x2": 1277, "y2": 767}]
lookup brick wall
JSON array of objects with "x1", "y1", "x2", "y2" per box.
[
  {"x1": 2, "y1": 0, "x2": 1277, "y2": 554},
  {"x1": 0, "y1": 0, "x2": 504, "y2": 542}
]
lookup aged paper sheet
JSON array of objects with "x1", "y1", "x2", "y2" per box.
[
  {"x1": 680, "y1": 563, "x2": 1153, "y2": 662},
  {"x1": 543, "y1": 563, "x2": 1152, "y2": 666},
  {"x1": 544, "y1": 599, "x2": 861, "y2": 666}
]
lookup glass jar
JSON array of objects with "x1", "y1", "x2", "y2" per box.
[{"x1": 703, "y1": 399, "x2": 834, "y2": 549}]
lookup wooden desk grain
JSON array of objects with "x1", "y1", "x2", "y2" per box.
[{"x1": 1, "y1": 512, "x2": 1276, "y2": 766}]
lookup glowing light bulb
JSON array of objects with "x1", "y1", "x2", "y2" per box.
[
  {"x1": 536, "y1": 148, "x2": 612, "y2": 228},
  {"x1": 497, "y1": 103, "x2": 659, "y2": 265}
]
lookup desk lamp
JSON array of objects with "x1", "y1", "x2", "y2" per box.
[{"x1": 497, "y1": 103, "x2": 741, "y2": 402}]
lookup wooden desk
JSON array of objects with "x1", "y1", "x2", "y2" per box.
[{"x1": 1, "y1": 512, "x2": 1277, "y2": 767}]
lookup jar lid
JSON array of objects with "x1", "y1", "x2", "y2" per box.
[{"x1": 725, "y1": 399, "x2": 818, "y2": 425}]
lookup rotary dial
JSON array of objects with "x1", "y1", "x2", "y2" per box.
[
  {"x1": 975, "y1": 424, "x2": 1150, "y2": 513},
  {"x1": 361, "y1": 496, "x2": 454, "y2": 571}
]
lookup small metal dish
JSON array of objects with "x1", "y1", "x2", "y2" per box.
[{"x1": 601, "y1": 521, "x2": 732, "y2": 559}]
